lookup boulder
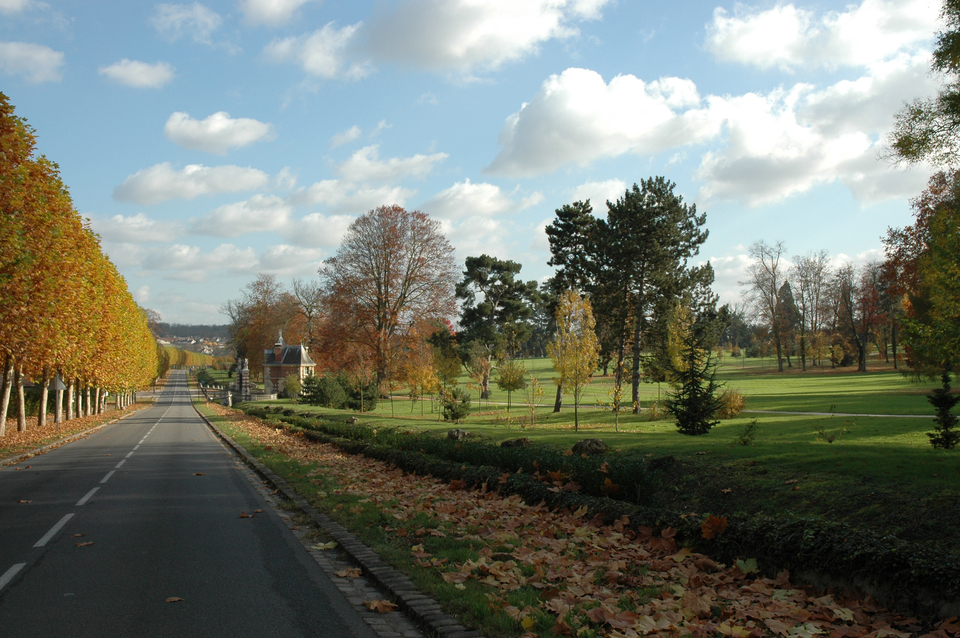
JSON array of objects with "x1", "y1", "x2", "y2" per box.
[
  {"x1": 447, "y1": 428, "x2": 469, "y2": 440},
  {"x1": 500, "y1": 437, "x2": 531, "y2": 448},
  {"x1": 572, "y1": 438, "x2": 607, "y2": 456}
]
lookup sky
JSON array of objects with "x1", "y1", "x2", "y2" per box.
[{"x1": 0, "y1": 0, "x2": 944, "y2": 325}]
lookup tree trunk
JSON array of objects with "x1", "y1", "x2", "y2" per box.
[
  {"x1": 38, "y1": 367, "x2": 51, "y2": 429},
  {"x1": 85, "y1": 386, "x2": 92, "y2": 416},
  {"x1": 799, "y1": 329, "x2": 807, "y2": 371},
  {"x1": 631, "y1": 310, "x2": 643, "y2": 414},
  {"x1": 76, "y1": 381, "x2": 84, "y2": 417},
  {"x1": 15, "y1": 363, "x2": 26, "y2": 432},
  {"x1": 892, "y1": 321, "x2": 899, "y2": 370},
  {"x1": 0, "y1": 355, "x2": 13, "y2": 436},
  {"x1": 552, "y1": 383, "x2": 562, "y2": 413},
  {"x1": 67, "y1": 378, "x2": 75, "y2": 421}
]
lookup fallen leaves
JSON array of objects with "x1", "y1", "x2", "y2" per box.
[
  {"x1": 16, "y1": 499, "x2": 32, "y2": 504},
  {"x1": 313, "y1": 541, "x2": 338, "y2": 551},
  {"x1": 165, "y1": 597, "x2": 184, "y2": 603},
  {"x1": 334, "y1": 567, "x2": 362, "y2": 578},
  {"x1": 75, "y1": 541, "x2": 94, "y2": 547},
  {"x1": 701, "y1": 515, "x2": 728, "y2": 540},
  {"x1": 209, "y1": 402, "x2": 925, "y2": 638},
  {"x1": 362, "y1": 599, "x2": 399, "y2": 613}
]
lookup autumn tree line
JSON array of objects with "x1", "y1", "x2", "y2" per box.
[
  {"x1": 0, "y1": 94, "x2": 162, "y2": 435},
  {"x1": 223, "y1": 177, "x2": 730, "y2": 434}
]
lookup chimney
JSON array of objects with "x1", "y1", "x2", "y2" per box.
[{"x1": 273, "y1": 330, "x2": 284, "y2": 362}]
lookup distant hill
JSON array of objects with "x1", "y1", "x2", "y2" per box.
[{"x1": 156, "y1": 323, "x2": 231, "y2": 340}]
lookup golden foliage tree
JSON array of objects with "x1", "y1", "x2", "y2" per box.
[{"x1": 547, "y1": 290, "x2": 600, "y2": 431}]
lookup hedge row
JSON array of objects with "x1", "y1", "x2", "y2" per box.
[{"x1": 243, "y1": 406, "x2": 960, "y2": 619}]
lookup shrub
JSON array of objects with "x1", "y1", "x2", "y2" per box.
[
  {"x1": 735, "y1": 419, "x2": 758, "y2": 445},
  {"x1": 441, "y1": 386, "x2": 471, "y2": 423},
  {"x1": 280, "y1": 373, "x2": 301, "y2": 400},
  {"x1": 301, "y1": 375, "x2": 347, "y2": 409},
  {"x1": 344, "y1": 376, "x2": 378, "y2": 412},
  {"x1": 716, "y1": 390, "x2": 746, "y2": 419}
]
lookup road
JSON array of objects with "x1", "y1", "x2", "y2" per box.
[{"x1": 0, "y1": 370, "x2": 379, "y2": 637}]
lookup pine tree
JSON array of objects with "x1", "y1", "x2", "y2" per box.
[{"x1": 928, "y1": 372, "x2": 960, "y2": 449}]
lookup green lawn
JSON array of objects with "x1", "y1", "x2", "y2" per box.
[{"x1": 233, "y1": 357, "x2": 959, "y2": 550}]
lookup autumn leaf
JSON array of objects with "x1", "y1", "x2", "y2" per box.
[
  {"x1": 521, "y1": 616, "x2": 536, "y2": 631},
  {"x1": 17, "y1": 500, "x2": 32, "y2": 504},
  {"x1": 349, "y1": 505, "x2": 363, "y2": 514},
  {"x1": 75, "y1": 541, "x2": 94, "y2": 547},
  {"x1": 735, "y1": 558, "x2": 759, "y2": 574},
  {"x1": 71, "y1": 533, "x2": 86, "y2": 538},
  {"x1": 239, "y1": 512, "x2": 253, "y2": 518},
  {"x1": 312, "y1": 541, "x2": 338, "y2": 550},
  {"x1": 718, "y1": 622, "x2": 752, "y2": 637},
  {"x1": 193, "y1": 472, "x2": 205, "y2": 476},
  {"x1": 363, "y1": 599, "x2": 399, "y2": 613},
  {"x1": 602, "y1": 477, "x2": 620, "y2": 495},
  {"x1": 335, "y1": 568, "x2": 363, "y2": 578},
  {"x1": 254, "y1": 509, "x2": 263, "y2": 513},
  {"x1": 701, "y1": 515, "x2": 728, "y2": 539},
  {"x1": 165, "y1": 597, "x2": 184, "y2": 603},
  {"x1": 449, "y1": 479, "x2": 467, "y2": 491},
  {"x1": 670, "y1": 547, "x2": 694, "y2": 562},
  {"x1": 683, "y1": 590, "x2": 713, "y2": 618}
]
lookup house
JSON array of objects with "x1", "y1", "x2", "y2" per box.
[{"x1": 263, "y1": 331, "x2": 316, "y2": 396}]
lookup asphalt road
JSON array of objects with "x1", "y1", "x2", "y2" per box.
[{"x1": 0, "y1": 370, "x2": 379, "y2": 638}]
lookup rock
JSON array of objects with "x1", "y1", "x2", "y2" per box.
[
  {"x1": 500, "y1": 437, "x2": 531, "y2": 448},
  {"x1": 447, "y1": 428, "x2": 469, "y2": 440},
  {"x1": 572, "y1": 438, "x2": 607, "y2": 456},
  {"x1": 345, "y1": 416, "x2": 359, "y2": 424}
]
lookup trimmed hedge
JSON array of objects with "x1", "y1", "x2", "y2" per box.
[{"x1": 242, "y1": 406, "x2": 960, "y2": 619}]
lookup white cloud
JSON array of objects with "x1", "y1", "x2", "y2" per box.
[
  {"x1": 264, "y1": 22, "x2": 370, "y2": 79},
  {"x1": 570, "y1": 179, "x2": 627, "y2": 211},
  {"x1": 0, "y1": 0, "x2": 34, "y2": 13},
  {"x1": 258, "y1": 244, "x2": 326, "y2": 276},
  {"x1": 696, "y1": 54, "x2": 937, "y2": 207},
  {"x1": 420, "y1": 179, "x2": 514, "y2": 220},
  {"x1": 113, "y1": 163, "x2": 271, "y2": 204},
  {"x1": 152, "y1": 3, "x2": 222, "y2": 45},
  {"x1": 362, "y1": 0, "x2": 610, "y2": 74},
  {"x1": 239, "y1": 0, "x2": 317, "y2": 26},
  {"x1": 191, "y1": 194, "x2": 292, "y2": 236},
  {"x1": 135, "y1": 285, "x2": 151, "y2": 304},
  {"x1": 0, "y1": 41, "x2": 63, "y2": 83},
  {"x1": 288, "y1": 179, "x2": 416, "y2": 212},
  {"x1": 486, "y1": 68, "x2": 718, "y2": 177},
  {"x1": 274, "y1": 166, "x2": 298, "y2": 190},
  {"x1": 706, "y1": 0, "x2": 938, "y2": 71},
  {"x1": 99, "y1": 59, "x2": 175, "y2": 88},
  {"x1": 139, "y1": 243, "x2": 259, "y2": 282},
  {"x1": 279, "y1": 212, "x2": 354, "y2": 247},
  {"x1": 337, "y1": 145, "x2": 448, "y2": 182},
  {"x1": 330, "y1": 125, "x2": 361, "y2": 148},
  {"x1": 164, "y1": 111, "x2": 276, "y2": 154},
  {"x1": 89, "y1": 213, "x2": 183, "y2": 243},
  {"x1": 133, "y1": 242, "x2": 321, "y2": 281}
]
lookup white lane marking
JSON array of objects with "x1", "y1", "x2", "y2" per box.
[
  {"x1": 115, "y1": 459, "x2": 126, "y2": 468},
  {"x1": 125, "y1": 451, "x2": 134, "y2": 458},
  {"x1": 138, "y1": 439, "x2": 146, "y2": 444},
  {"x1": 34, "y1": 513, "x2": 75, "y2": 547},
  {"x1": 0, "y1": 563, "x2": 26, "y2": 591},
  {"x1": 100, "y1": 471, "x2": 115, "y2": 484},
  {"x1": 133, "y1": 445, "x2": 140, "y2": 450},
  {"x1": 76, "y1": 487, "x2": 99, "y2": 506}
]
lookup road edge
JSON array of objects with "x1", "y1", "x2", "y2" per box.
[
  {"x1": 194, "y1": 402, "x2": 486, "y2": 638},
  {"x1": 0, "y1": 407, "x2": 146, "y2": 468}
]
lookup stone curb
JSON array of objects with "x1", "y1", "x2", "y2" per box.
[
  {"x1": 0, "y1": 406, "x2": 145, "y2": 468},
  {"x1": 195, "y1": 405, "x2": 486, "y2": 638}
]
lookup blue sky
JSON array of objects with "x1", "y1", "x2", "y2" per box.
[{"x1": 1, "y1": 0, "x2": 942, "y2": 324}]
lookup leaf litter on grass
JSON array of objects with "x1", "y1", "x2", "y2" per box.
[{"x1": 206, "y1": 403, "x2": 955, "y2": 638}]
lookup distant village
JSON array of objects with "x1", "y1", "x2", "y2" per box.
[{"x1": 154, "y1": 323, "x2": 233, "y2": 358}]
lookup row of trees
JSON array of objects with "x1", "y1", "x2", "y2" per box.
[
  {"x1": 737, "y1": 241, "x2": 902, "y2": 374},
  {"x1": 0, "y1": 93, "x2": 161, "y2": 435}
]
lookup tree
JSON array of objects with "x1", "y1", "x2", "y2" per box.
[
  {"x1": 790, "y1": 250, "x2": 832, "y2": 370},
  {"x1": 741, "y1": 240, "x2": 788, "y2": 371},
  {"x1": 291, "y1": 277, "x2": 324, "y2": 350},
  {"x1": 665, "y1": 304, "x2": 726, "y2": 436},
  {"x1": 547, "y1": 290, "x2": 600, "y2": 431},
  {"x1": 495, "y1": 358, "x2": 526, "y2": 412},
  {"x1": 456, "y1": 255, "x2": 536, "y2": 397},
  {"x1": 320, "y1": 205, "x2": 457, "y2": 386},
  {"x1": 888, "y1": 0, "x2": 960, "y2": 165},
  {"x1": 927, "y1": 372, "x2": 960, "y2": 449},
  {"x1": 221, "y1": 274, "x2": 298, "y2": 380},
  {"x1": 599, "y1": 179, "x2": 709, "y2": 412}
]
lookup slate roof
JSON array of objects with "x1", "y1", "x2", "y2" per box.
[{"x1": 264, "y1": 334, "x2": 316, "y2": 367}]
